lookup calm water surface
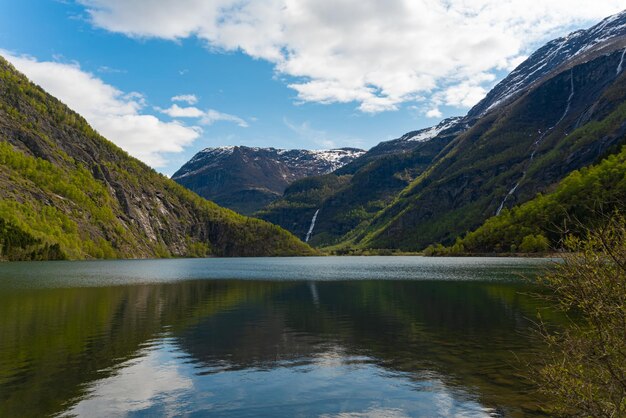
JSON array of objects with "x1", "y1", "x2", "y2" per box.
[{"x1": 0, "y1": 256, "x2": 558, "y2": 417}]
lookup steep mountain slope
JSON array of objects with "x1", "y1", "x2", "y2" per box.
[
  {"x1": 0, "y1": 56, "x2": 314, "y2": 260},
  {"x1": 353, "y1": 32, "x2": 626, "y2": 251},
  {"x1": 257, "y1": 130, "x2": 460, "y2": 244},
  {"x1": 468, "y1": 11, "x2": 626, "y2": 118},
  {"x1": 172, "y1": 146, "x2": 364, "y2": 214},
  {"x1": 426, "y1": 145, "x2": 626, "y2": 255},
  {"x1": 339, "y1": 117, "x2": 466, "y2": 174},
  {"x1": 260, "y1": 10, "x2": 626, "y2": 250}
]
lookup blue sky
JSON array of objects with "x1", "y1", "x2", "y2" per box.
[{"x1": 1, "y1": 1, "x2": 624, "y2": 175}]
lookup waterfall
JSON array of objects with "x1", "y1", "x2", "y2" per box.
[
  {"x1": 496, "y1": 69, "x2": 575, "y2": 215},
  {"x1": 495, "y1": 182, "x2": 520, "y2": 216},
  {"x1": 556, "y1": 70, "x2": 576, "y2": 128},
  {"x1": 305, "y1": 209, "x2": 320, "y2": 243},
  {"x1": 617, "y1": 48, "x2": 626, "y2": 75}
]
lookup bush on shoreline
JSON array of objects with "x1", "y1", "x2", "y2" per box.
[{"x1": 533, "y1": 215, "x2": 626, "y2": 416}]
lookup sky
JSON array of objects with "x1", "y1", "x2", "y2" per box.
[{"x1": 1, "y1": 1, "x2": 625, "y2": 175}]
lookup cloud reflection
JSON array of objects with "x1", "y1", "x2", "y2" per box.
[{"x1": 63, "y1": 339, "x2": 193, "y2": 417}]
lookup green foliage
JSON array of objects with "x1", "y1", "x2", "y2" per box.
[
  {"x1": 0, "y1": 142, "x2": 121, "y2": 259},
  {"x1": 436, "y1": 145, "x2": 626, "y2": 254},
  {"x1": 519, "y1": 234, "x2": 550, "y2": 253},
  {"x1": 533, "y1": 216, "x2": 626, "y2": 417},
  {"x1": 0, "y1": 142, "x2": 115, "y2": 222},
  {"x1": 0, "y1": 217, "x2": 65, "y2": 261},
  {"x1": 0, "y1": 55, "x2": 313, "y2": 259},
  {"x1": 256, "y1": 174, "x2": 351, "y2": 241}
]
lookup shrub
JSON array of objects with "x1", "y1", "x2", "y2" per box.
[
  {"x1": 534, "y1": 215, "x2": 626, "y2": 416},
  {"x1": 519, "y1": 234, "x2": 550, "y2": 253}
]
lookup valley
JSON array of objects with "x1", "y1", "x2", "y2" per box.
[{"x1": 166, "y1": 11, "x2": 626, "y2": 253}]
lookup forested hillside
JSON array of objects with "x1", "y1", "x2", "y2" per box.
[
  {"x1": 0, "y1": 56, "x2": 314, "y2": 260},
  {"x1": 425, "y1": 145, "x2": 626, "y2": 254}
]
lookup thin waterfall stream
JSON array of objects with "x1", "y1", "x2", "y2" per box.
[
  {"x1": 305, "y1": 209, "x2": 320, "y2": 243},
  {"x1": 617, "y1": 48, "x2": 626, "y2": 75},
  {"x1": 496, "y1": 68, "x2": 575, "y2": 215}
]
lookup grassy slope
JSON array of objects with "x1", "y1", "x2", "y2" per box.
[
  {"x1": 0, "y1": 56, "x2": 314, "y2": 259},
  {"x1": 345, "y1": 50, "x2": 626, "y2": 251},
  {"x1": 426, "y1": 145, "x2": 626, "y2": 254},
  {"x1": 256, "y1": 135, "x2": 453, "y2": 246}
]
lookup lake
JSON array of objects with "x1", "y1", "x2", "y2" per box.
[{"x1": 0, "y1": 256, "x2": 557, "y2": 417}]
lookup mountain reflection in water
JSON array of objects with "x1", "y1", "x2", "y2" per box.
[{"x1": 0, "y1": 257, "x2": 556, "y2": 417}]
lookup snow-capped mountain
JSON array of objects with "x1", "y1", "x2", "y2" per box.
[
  {"x1": 351, "y1": 10, "x2": 626, "y2": 173},
  {"x1": 338, "y1": 117, "x2": 467, "y2": 174},
  {"x1": 260, "y1": 9, "x2": 626, "y2": 249},
  {"x1": 172, "y1": 146, "x2": 365, "y2": 214},
  {"x1": 468, "y1": 10, "x2": 626, "y2": 118},
  {"x1": 398, "y1": 117, "x2": 466, "y2": 143}
]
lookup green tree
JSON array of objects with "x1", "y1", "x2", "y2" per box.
[
  {"x1": 534, "y1": 215, "x2": 626, "y2": 416},
  {"x1": 519, "y1": 234, "x2": 550, "y2": 253}
]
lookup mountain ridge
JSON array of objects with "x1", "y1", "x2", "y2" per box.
[
  {"x1": 256, "y1": 10, "x2": 626, "y2": 251},
  {"x1": 468, "y1": 9, "x2": 626, "y2": 119},
  {"x1": 0, "y1": 56, "x2": 314, "y2": 260},
  {"x1": 172, "y1": 145, "x2": 365, "y2": 215},
  {"x1": 355, "y1": 45, "x2": 626, "y2": 251}
]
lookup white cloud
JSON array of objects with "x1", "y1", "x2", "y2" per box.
[
  {"x1": 158, "y1": 104, "x2": 205, "y2": 118},
  {"x1": 200, "y1": 109, "x2": 249, "y2": 128},
  {"x1": 78, "y1": 0, "x2": 626, "y2": 113},
  {"x1": 3, "y1": 52, "x2": 202, "y2": 167},
  {"x1": 157, "y1": 104, "x2": 249, "y2": 128},
  {"x1": 97, "y1": 65, "x2": 126, "y2": 74},
  {"x1": 440, "y1": 83, "x2": 490, "y2": 108},
  {"x1": 426, "y1": 108, "x2": 443, "y2": 119},
  {"x1": 171, "y1": 94, "x2": 198, "y2": 105},
  {"x1": 283, "y1": 117, "x2": 364, "y2": 149}
]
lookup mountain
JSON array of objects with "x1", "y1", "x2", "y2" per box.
[
  {"x1": 172, "y1": 146, "x2": 364, "y2": 214},
  {"x1": 352, "y1": 12, "x2": 626, "y2": 251},
  {"x1": 256, "y1": 117, "x2": 468, "y2": 244},
  {"x1": 468, "y1": 11, "x2": 626, "y2": 119},
  {"x1": 256, "y1": 127, "x2": 461, "y2": 244},
  {"x1": 339, "y1": 117, "x2": 467, "y2": 174},
  {"x1": 426, "y1": 144, "x2": 626, "y2": 255},
  {"x1": 259, "y1": 10, "x2": 626, "y2": 251},
  {"x1": 0, "y1": 56, "x2": 314, "y2": 260}
]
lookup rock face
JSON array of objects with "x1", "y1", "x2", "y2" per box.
[
  {"x1": 0, "y1": 56, "x2": 314, "y2": 260},
  {"x1": 172, "y1": 146, "x2": 365, "y2": 214},
  {"x1": 259, "y1": 10, "x2": 626, "y2": 250}
]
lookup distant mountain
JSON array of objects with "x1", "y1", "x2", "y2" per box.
[
  {"x1": 339, "y1": 117, "x2": 466, "y2": 174},
  {"x1": 256, "y1": 118, "x2": 468, "y2": 244},
  {"x1": 259, "y1": 10, "x2": 626, "y2": 250},
  {"x1": 172, "y1": 146, "x2": 365, "y2": 214},
  {"x1": 0, "y1": 56, "x2": 313, "y2": 260},
  {"x1": 257, "y1": 130, "x2": 458, "y2": 243},
  {"x1": 468, "y1": 11, "x2": 626, "y2": 118}
]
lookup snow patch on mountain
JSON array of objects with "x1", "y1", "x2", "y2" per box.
[
  {"x1": 172, "y1": 146, "x2": 365, "y2": 180},
  {"x1": 398, "y1": 117, "x2": 465, "y2": 143},
  {"x1": 471, "y1": 10, "x2": 626, "y2": 118}
]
